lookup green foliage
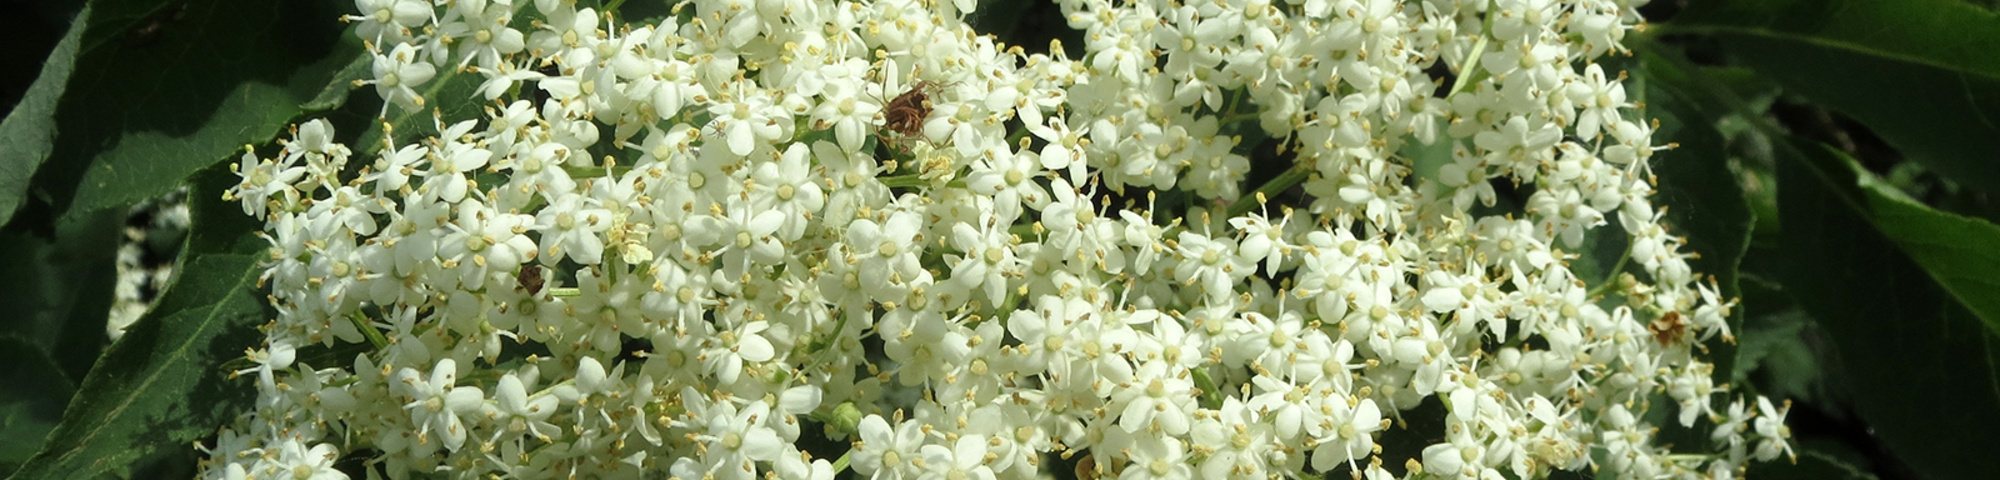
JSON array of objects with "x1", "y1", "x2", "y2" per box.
[
  {"x1": 0, "y1": 6, "x2": 88, "y2": 228},
  {"x1": 20, "y1": 0, "x2": 360, "y2": 232},
  {"x1": 1673, "y1": 0, "x2": 2000, "y2": 193},
  {"x1": 6, "y1": 165, "x2": 270, "y2": 480},
  {"x1": 0, "y1": 337, "x2": 78, "y2": 477},
  {"x1": 0, "y1": 208, "x2": 121, "y2": 386},
  {"x1": 1855, "y1": 175, "x2": 2000, "y2": 329},
  {"x1": 1, "y1": 0, "x2": 1997, "y2": 479},
  {"x1": 1776, "y1": 139, "x2": 2000, "y2": 480}
]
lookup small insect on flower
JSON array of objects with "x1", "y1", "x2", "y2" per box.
[
  {"x1": 1650, "y1": 311, "x2": 1687, "y2": 346},
  {"x1": 516, "y1": 266, "x2": 544, "y2": 295},
  {"x1": 880, "y1": 79, "x2": 938, "y2": 140}
]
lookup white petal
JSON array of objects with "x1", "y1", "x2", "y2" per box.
[
  {"x1": 737, "y1": 333, "x2": 774, "y2": 362},
  {"x1": 727, "y1": 121, "x2": 755, "y2": 157},
  {"x1": 446, "y1": 386, "x2": 485, "y2": 413}
]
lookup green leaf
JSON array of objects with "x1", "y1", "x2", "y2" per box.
[
  {"x1": 1854, "y1": 174, "x2": 2000, "y2": 329},
  {"x1": 1670, "y1": 0, "x2": 2000, "y2": 193},
  {"x1": 0, "y1": 337, "x2": 78, "y2": 477},
  {"x1": 1730, "y1": 307, "x2": 1830, "y2": 403},
  {"x1": 25, "y1": 0, "x2": 363, "y2": 230},
  {"x1": 0, "y1": 6, "x2": 89, "y2": 229},
  {"x1": 302, "y1": 52, "x2": 376, "y2": 113},
  {"x1": 0, "y1": 206, "x2": 123, "y2": 384},
  {"x1": 1775, "y1": 138, "x2": 2000, "y2": 480},
  {"x1": 7, "y1": 164, "x2": 269, "y2": 480}
]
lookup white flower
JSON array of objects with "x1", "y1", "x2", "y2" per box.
[
  {"x1": 700, "y1": 400, "x2": 786, "y2": 480},
  {"x1": 1752, "y1": 397, "x2": 1795, "y2": 462},
  {"x1": 487, "y1": 372, "x2": 559, "y2": 443},
  {"x1": 918, "y1": 434, "x2": 996, "y2": 480},
  {"x1": 1310, "y1": 395, "x2": 1383, "y2": 473},
  {"x1": 1114, "y1": 360, "x2": 1195, "y2": 436},
  {"x1": 267, "y1": 439, "x2": 348, "y2": 480},
  {"x1": 396, "y1": 359, "x2": 485, "y2": 451},
  {"x1": 368, "y1": 44, "x2": 436, "y2": 113},
  {"x1": 533, "y1": 193, "x2": 613, "y2": 264},
  {"x1": 853, "y1": 414, "x2": 929, "y2": 480}
]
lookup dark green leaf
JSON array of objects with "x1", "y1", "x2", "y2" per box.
[
  {"x1": 26, "y1": 0, "x2": 362, "y2": 230},
  {"x1": 1671, "y1": 0, "x2": 2000, "y2": 193},
  {"x1": 1855, "y1": 174, "x2": 2000, "y2": 329},
  {"x1": 0, "y1": 6, "x2": 89, "y2": 229},
  {"x1": 0, "y1": 337, "x2": 77, "y2": 477},
  {"x1": 0, "y1": 207, "x2": 122, "y2": 384},
  {"x1": 7, "y1": 164, "x2": 269, "y2": 480},
  {"x1": 1731, "y1": 308, "x2": 1829, "y2": 403},
  {"x1": 1776, "y1": 138, "x2": 2000, "y2": 480},
  {"x1": 302, "y1": 52, "x2": 375, "y2": 113}
]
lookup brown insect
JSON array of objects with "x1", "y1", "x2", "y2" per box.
[
  {"x1": 880, "y1": 79, "x2": 938, "y2": 140},
  {"x1": 516, "y1": 266, "x2": 545, "y2": 295},
  {"x1": 1649, "y1": 311, "x2": 1687, "y2": 346}
]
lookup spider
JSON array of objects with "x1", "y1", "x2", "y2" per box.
[{"x1": 880, "y1": 79, "x2": 939, "y2": 141}]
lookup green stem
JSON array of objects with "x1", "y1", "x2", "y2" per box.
[
  {"x1": 1192, "y1": 366, "x2": 1224, "y2": 409},
  {"x1": 1586, "y1": 242, "x2": 1634, "y2": 298},
  {"x1": 1446, "y1": 0, "x2": 1499, "y2": 101},
  {"x1": 879, "y1": 173, "x2": 923, "y2": 188},
  {"x1": 831, "y1": 451, "x2": 852, "y2": 475},
  {"x1": 351, "y1": 312, "x2": 390, "y2": 351},
  {"x1": 563, "y1": 165, "x2": 632, "y2": 180},
  {"x1": 1219, "y1": 112, "x2": 1261, "y2": 128},
  {"x1": 1225, "y1": 166, "x2": 1312, "y2": 219}
]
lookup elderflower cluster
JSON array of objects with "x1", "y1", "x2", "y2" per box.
[{"x1": 201, "y1": 0, "x2": 1793, "y2": 479}]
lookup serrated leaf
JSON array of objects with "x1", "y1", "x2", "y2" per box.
[
  {"x1": 25, "y1": 0, "x2": 364, "y2": 231},
  {"x1": 1776, "y1": 138, "x2": 2000, "y2": 480},
  {"x1": 0, "y1": 6, "x2": 90, "y2": 228},
  {"x1": 7, "y1": 164, "x2": 269, "y2": 480},
  {"x1": 1671, "y1": 0, "x2": 2000, "y2": 193}
]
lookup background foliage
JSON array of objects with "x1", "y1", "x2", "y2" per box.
[{"x1": 0, "y1": 0, "x2": 1994, "y2": 478}]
